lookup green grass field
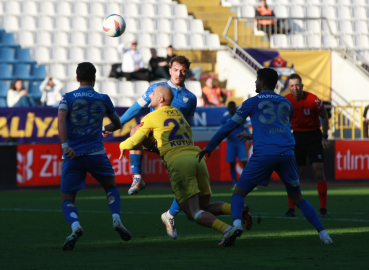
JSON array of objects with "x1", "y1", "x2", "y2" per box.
[{"x1": 0, "y1": 186, "x2": 368, "y2": 269}]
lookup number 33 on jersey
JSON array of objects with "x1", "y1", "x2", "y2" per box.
[{"x1": 119, "y1": 106, "x2": 201, "y2": 165}]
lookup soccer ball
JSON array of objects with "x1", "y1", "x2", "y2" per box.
[{"x1": 102, "y1": 14, "x2": 126, "y2": 37}]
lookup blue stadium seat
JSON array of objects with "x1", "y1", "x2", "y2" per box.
[
  {"x1": 28, "y1": 81, "x2": 42, "y2": 102},
  {"x1": 1, "y1": 33, "x2": 16, "y2": 46},
  {"x1": 30, "y1": 64, "x2": 46, "y2": 80},
  {"x1": 13, "y1": 64, "x2": 31, "y2": 79},
  {"x1": 0, "y1": 81, "x2": 8, "y2": 107},
  {"x1": 0, "y1": 47, "x2": 16, "y2": 63},
  {"x1": 15, "y1": 48, "x2": 35, "y2": 63},
  {"x1": 0, "y1": 64, "x2": 12, "y2": 80}
]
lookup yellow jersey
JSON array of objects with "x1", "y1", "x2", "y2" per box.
[{"x1": 119, "y1": 106, "x2": 200, "y2": 165}]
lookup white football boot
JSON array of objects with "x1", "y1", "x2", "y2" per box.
[
  {"x1": 319, "y1": 230, "x2": 333, "y2": 245},
  {"x1": 128, "y1": 175, "x2": 146, "y2": 195},
  {"x1": 113, "y1": 219, "x2": 131, "y2": 241},
  {"x1": 63, "y1": 227, "x2": 83, "y2": 251},
  {"x1": 161, "y1": 213, "x2": 177, "y2": 239},
  {"x1": 218, "y1": 225, "x2": 243, "y2": 247}
]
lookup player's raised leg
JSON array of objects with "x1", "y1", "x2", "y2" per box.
[{"x1": 161, "y1": 196, "x2": 181, "y2": 239}]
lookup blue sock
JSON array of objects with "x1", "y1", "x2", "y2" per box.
[
  {"x1": 231, "y1": 194, "x2": 244, "y2": 221},
  {"x1": 62, "y1": 200, "x2": 80, "y2": 230},
  {"x1": 230, "y1": 168, "x2": 237, "y2": 184},
  {"x1": 169, "y1": 196, "x2": 181, "y2": 216},
  {"x1": 129, "y1": 154, "x2": 142, "y2": 175},
  {"x1": 296, "y1": 199, "x2": 324, "y2": 232},
  {"x1": 106, "y1": 187, "x2": 121, "y2": 215}
]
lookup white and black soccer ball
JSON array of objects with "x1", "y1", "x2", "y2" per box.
[{"x1": 102, "y1": 14, "x2": 126, "y2": 37}]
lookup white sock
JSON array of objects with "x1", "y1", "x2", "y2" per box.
[
  {"x1": 112, "y1": 213, "x2": 121, "y2": 223},
  {"x1": 133, "y1": 174, "x2": 141, "y2": 180},
  {"x1": 319, "y1": 230, "x2": 328, "y2": 239},
  {"x1": 71, "y1": 221, "x2": 81, "y2": 232},
  {"x1": 165, "y1": 210, "x2": 174, "y2": 219},
  {"x1": 224, "y1": 226, "x2": 232, "y2": 233},
  {"x1": 233, "y1": 219, "x2": 242, "y2": 227}
]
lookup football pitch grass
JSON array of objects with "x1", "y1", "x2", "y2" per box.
[{"x1": 0, "y1": 186, "x2": 368, "y2": 270}]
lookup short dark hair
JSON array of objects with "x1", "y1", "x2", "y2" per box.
[
  {"x1": 228, "y1": 101, "x2": 236, "y2": 107},
  {"x1": 169, "y1": 55, "x2": 191, "y2": 70},
  {"x1": 167, "y1": 45, "x2": 173, "y2": 49},
  {"x1": 287, "y1": 73, "x2": 302, "y2": 84},
  {"x1": 257, "y1": 68, "x2": 279, "y2": 89},
  {"x1": 76, "y1": 62, "x2": 96, "y2": 82}
]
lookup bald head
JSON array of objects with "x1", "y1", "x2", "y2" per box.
[{"x1": 149, "y1": 85, "x2": 174, "y2": 109}]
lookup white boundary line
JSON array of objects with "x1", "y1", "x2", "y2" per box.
[{"x1": 1, "y1": 208, "x2": 369, "y2": 223}]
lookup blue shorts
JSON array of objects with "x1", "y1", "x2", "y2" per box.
[
  {"x1": 237, "y1": 154, "x2": 301, "y2": 194},
  {"x1": 226, "y1": 141, "x2": 248, "y2": 163},
  {"x1": 61, "y1": 154, "x2": 115, "y2": 193}
]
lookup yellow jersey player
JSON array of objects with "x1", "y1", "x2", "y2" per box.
[{"x1": 119, "y1": 85, "x2": 243, "y2": 247}]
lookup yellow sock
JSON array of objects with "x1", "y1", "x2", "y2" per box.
[
  {"x1": 212, "y1": 219, "x2": 230, "y2": 234},
  {"x1": 221, "y1": 203, "x2": 232, "y2": 215}
]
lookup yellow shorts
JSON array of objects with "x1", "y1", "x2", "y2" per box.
[{"x1": 168, "y1": 154, "x2": 211, "y2": 204}]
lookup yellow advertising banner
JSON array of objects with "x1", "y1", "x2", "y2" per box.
[{"x1": 279, "y1": 51, "x2": 331, "y2": 101}]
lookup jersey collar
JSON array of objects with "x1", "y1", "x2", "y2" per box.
[
  {"x1": 78, "y1": 85, "x2": 95, "y2": 90},
  {"x1": 260, "y1": 89, "x2": 276, "y2": 94},
  {"x1": 167, "y1": 80, "x2": 186, "y2": 90}
]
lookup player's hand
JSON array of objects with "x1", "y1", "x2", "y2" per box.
[
  {"x1": 102, "y1": 131, "x2": 112, "y2": 137},
  {"x1": 322, "y1": 138, "x2": 330, "y2": 149},
  {"x1": 196, "y1": 147, "x2": 211, "y2": 162},
  {"x1": 119, "y1": 149, "x2": 126, "y2": 160},
  {"x1": 63, "y1": 147, "x2": 76, "y2": 159},
  {"x1": 237, "y1": 132, "x2": 253, "y2": 142}
]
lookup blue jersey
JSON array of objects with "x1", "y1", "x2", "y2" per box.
[
  {"x1": 220, "y1": 113, "x2": 245, "y2": 144},
  {"x1": 59, "y1": 85, "x2": 118, "y2": 156},
  {"x1": 207, "y1": 90, "x2": 295, "y2": 156},
  {"x1": 120, "y1": 80, "x2": 197, "y2": 125}
]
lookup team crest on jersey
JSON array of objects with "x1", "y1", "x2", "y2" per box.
[
  {"x1": 304, "y1": 109, "x2": 310, "y2": 115},
  {"x1": 183, "y1": 96, "x2": 189, "y2": 103}
]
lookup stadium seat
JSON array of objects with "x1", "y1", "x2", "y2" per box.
[
  {"x1": 66, "y1": 64, "x2": 77, "y2": 77},
  {"x1": 90, "y1": 3, "x2": 105, "y2": 17},
  {"x1": 13, "y1": 64, "x2": 31, "y2": 79},
  {"x1": 88, "y1": 17, "x2": 103, "y2": 32},
  {"x1": 125, "y1": 18, "x2": 138, "y2": 32},
  {"x1": 22, "y1": 1, "x2": 38, "y2": 15},
  {"x1": 65, "y1": 81, "x2": 80, "y2": 93},
  {"x1": 355, "y1": 35, "x2": 369, "y2": 48},
  {"x1": 289, "y1": 6, "x2": 305, "y2": 18},
  {"x1": 30, "y1": 65, "x2": 46, "y2": 80},
  {"x1": 172, "y1": 34, "x2": 188, "y2": 49},
  {"x1": 15, "y1": 48, "x2": 33, "y2": 63},
  {"x1": 306, "y1": 20, "x2": 321, "y2": 32},
  {"x1": 322, "y1": 21, "x2": 337, "y2": 34},
  {"x1": 102, "y1": 48, "x2": 119, "y2": 62},
  {"x1": 71, "y1": 32, "x2": 86, "y2": 46},
  {"x1": 321, "y1": 7, "x2": 336, "y2": 20},
  {"x1": 336, "y1": 7, "x2": 351, "y2": 19},
  {"x1": 87, "y1": 33, "x2": 103, "y2": 47},
  {"x1": 51, "y1": 47, "x2": 68, "y2": 61},
  {"x1": 155, "y1": 33, "x2": 171, "y2": 47},
  {"x1": 94, "y1": 65, "x2": 102, "y2": 79},
  {"x1": 273, "y1": 6, "x2": 288, "y2": 18},
  {"x1": 73, "y1": 3, "x2": 89, "y2": 16},
  {"x1": 337, "y1": 0, "x2": 351, "y2": 5},
  {"x1": 86, "y1": 48, "x2": 102, "y2": 62},
  {"x1": 270, "y1": 34, "x2": 289, "y2": 48},
  {"x1": 37, "y1": 17, "x2": 54, "y2": 31},
  {"x1": 134, "y1": 81, "x2": 150, "y2": 96},
  {"x1": 306, "y1": 34, "x2": 322, "y2": 48},
  {"x1": 69, "y1": 47, "x2": 85, "y2": 62},
  {"x1": 49, "y1": 64, "x2": 67, "y2": 79},
  {"x1": 0, "y1": 81, "x2": 8, "y2": 107},
  {"x1": 352, "y1": 7, "x2": 367, "y2": 20},
  {"x1": 140, "y1": 3, "x2": 155, "y2": 17},
  {"x1": 189, "y1": 34, "x2": 205, "y2": 49},
  {"x1": 340, "y1": 35, "x2": 354, "y2": 47},
  {"x1": 103, "y1": 35, "x2": 119, "y2": 47},
  {"x1": 139, "y1": 18, "x2": 155, "y2": 32},
  {"x1": 18, "y1": 31, "x2": 34, "y2": 47},
  {"x1": 118, "y1": 81, "x2": 135, "y2": 98},
  {"x1": 28, "y1": 81, "x2": 43, "y2": 99},
  {"x1": 0, "y1": 48, "x2": 15, "y2": 63},
  {"x1": 55, "y1": 17, "x2": 71, "y2": 31},
  {"x1": 156, "y1": 19, "x2": 172, "y2": 32},
  {"x1": 140, "y1": 48, "x2": 152, "y2": 64},
  {"x1": 0, "y1": 64, "x2": 12, "y2": 80},
  {"x1": 352, "y1": 0, "x2": 367, "y2": 5},
  {"x1": 123, "y1": 3, "x2": 139, "y2": 17},
  {"x1": 157, "y1": 4, "x2": 172, "y2": 18},
  {"x1": 3, "y1": 16, "x2": 19, "y2": 32},
  {"x1": 274, "y1": 0, "x2": 289, "y2": 4},
  {"x1": 338, "y1": 21, "x2": 353, "y2": 34},
  {"x1": 56, "y1": 2, "x2": 72, "y2": 16},
  {"x1": 106, "y1": 3, "x2": 122, "y2": 15},
  {"x1": 205, "y1": 34, "x2": 221, "y2": 48},
  {"x1": 323, "y1": 0, "x2": 336, "y2": 5},
  {"x1": 157, "y1": 48, "x2": 167, "y2": 57},
  {"x1": 185, "y1": 81, "x2": 202, "y2": 98},
  {"x1": 1, "y1": 32, "x2": 16, "y2": 47},
  {"x1": 118, "y1": 97, "x2": 134, "y2": 107},
  {"x1": 137, "y1": 33, "x2": 153, "y2": 47},
  {"x1": 241, "y1": 6, "x2": 256, "y2": 17},
  {"x1": 20, "y1": 16, "x2": 36, "y2": 31},
  {"x1": 189, "y1": 19, "x2": 204, "y2": 33},
  {"x1": 5, "y1": 2, "x2": 21, "y2": 15},
  {"x1": 53, "y1": 32, "x2": 69, "y2": 46},
  {"x1": 33, "y1": 47, "x2": 50, "y2": 63},
  {"x1": 354, "y1": 21, "x2": 368, "y2": 34},
  {"x1": 288, "y1": 35, "x2": 305, "y2": 48},
  {"x1": 71, "y1": 17, "x2": 88, "y2": 32},
  {"x1": 173, "y1": 4, "x2": 188, "y2": 18},
  {"x1": 120, "y1": 32, "x2": 136, "y2": 44},
  {"x1": 322, "y1": 35, "x2": 338, "y2": 48},
  {"x1": 157, "y1": 0, "x2": 173, "y2": 3},
  {"x1": 172, "y1": 19, "x2": 188, "y2": 33},
  {"x1": 35, "y1": 32, "x2": 52, "y2": 46},
  {"x1": 101, "y1": 81, "x2": 119, "y2": 98},
  {"x1": 40, "y1": 2, "x2": 55, "y2": 15},
  {"x1": 306, "y1": 6, "x2": 320, "y2": 18}
]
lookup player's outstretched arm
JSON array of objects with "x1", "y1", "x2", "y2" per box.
[
  {"x1": 58, "y1": 109, "x2": 75, "y2": 159},
  {"x1": 237, "y1": 132, "x2": 253, "y2": 142},
  {"x1": 196, "y1": 147, "x2": 211, "y2": 162}
]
